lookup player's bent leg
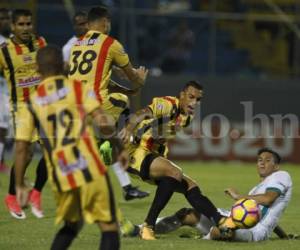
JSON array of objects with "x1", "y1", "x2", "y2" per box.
[
  {"x1": 141, "y1": 157, "x2": 183, "y2": 240},
  {"x1": 181, "y1": 174, "x2": 223, "y2": 226},
  {"x1": 234, "y1": 224, "x2": 268, "y2": 242},
  {"x1": 50, "y1": 220, "x2": 84, "y2": 250},
  {"x1": 149, "y1": 157, "x2": 183, "y2": 181},
  {"x1": 98, "y1": 222, "x2": 120, "y2": 250},
  {"x1": 112, "y1": 161, "x2": 150, "y2": 201},
  {"x1": 155, "y1": 208, "x2": 198, "y2": 234}
]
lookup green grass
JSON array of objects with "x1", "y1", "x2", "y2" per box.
[{"x1": 0, "y1": 159, "x2": 299, "y2": 250}]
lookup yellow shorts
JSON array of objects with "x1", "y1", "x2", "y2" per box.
[
  {"x1": 102, "y1": 92, "x2": 129, "y2": 123},
  {"x1": 127, "y1": 145, "x2": 159, "y2": 182},
  {"x1": 53, "y1": 173, "x2": 118, "y2": 225},
  {"x1": 12, "y1": 107, "x2": 39, "y2": 142}
]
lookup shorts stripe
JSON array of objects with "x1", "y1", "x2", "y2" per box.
[
  {"x1": 105, "y1": 173, "x2": 117, "y2": 222},
  {"x1": 1, "y1": 46, "x2": 18, "y2": 109}
]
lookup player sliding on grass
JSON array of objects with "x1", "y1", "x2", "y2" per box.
[
  {"x1": 155, "y1": 148, "x2": 294, "y2": 242},
  {"x1": 122, "y1": 81, "x2": 233, "y2": 240}
]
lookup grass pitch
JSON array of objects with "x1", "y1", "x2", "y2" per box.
[{"x1": 0, "y1": 159, "x2": 299, "y2": 250}]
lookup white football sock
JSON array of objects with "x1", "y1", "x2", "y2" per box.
[{"x1": 112, "y1": 161, "x2": 131, "y2": 187}]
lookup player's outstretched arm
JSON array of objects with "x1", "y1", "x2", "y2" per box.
[
  {"x1": 225, "y1": 188, "x2": 279, "y2": 206},
  {"x1": 108, "y1": 79, "x2": 140, "y2": 96},
  {"x1": 121, "y1": 63, "x2": 148, "y2": 89},
  {"x1": 15, "y1": 140, "x2": 31, "y2": 206},
  {"x1": 120, "y1": 107, "x2": 153, "y2": 144}
]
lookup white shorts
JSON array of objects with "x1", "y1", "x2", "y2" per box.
[{"x1": 195, "y1": 208, "x2": 273, "y2": 242}]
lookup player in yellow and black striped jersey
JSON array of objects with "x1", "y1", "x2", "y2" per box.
[
  {"x1": 123, "y1": 81, "x2": 230, "y2": 240},
  {"x1": 0, "y1": 9, "x2": 48, "y2": 219},
  {"x1": 69, "y1": 6, "x2": 150, "y2": 201},
  {"x1": 68, "y1": 6, "x2": 148, "y2": 122},
  {"x1": 15, "y1": 45, "x2": 121, "y2": 250}
]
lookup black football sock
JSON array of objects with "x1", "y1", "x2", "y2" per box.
[
  {"x1": 8, "y1": 165, "x2": 16, "y2": 195},
  {"x1": 145, "y1": 176, "x2": 180, "y2": 227},
  {"x1": 51, "y1": 223, "x2": 82, "y2": 250},
  {"x1": 185, "y1": 186, "x2": 222, "y2": 225},
  {"x1": 33, "y1": 157, "x2": 48, "y2": 192},
  {"x1": 100, "y1": 231, "x2": 120, "y2": 250}
]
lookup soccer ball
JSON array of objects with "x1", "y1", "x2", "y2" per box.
[{"x1": 231, "y1": 198, "x2": 260, "y2": 229}]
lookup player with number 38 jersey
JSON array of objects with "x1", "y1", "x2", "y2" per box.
[
  {"x1": 68, "y1": 30, "x2": 128, "y2": 102},
  {"x1": 68, "y1": 6, "x2": 148, "y2": 122}
]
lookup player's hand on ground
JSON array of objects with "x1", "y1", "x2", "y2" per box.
[
  {"x1": 224, "y1": 188, "x2": 240, "y2": 200},
  {"x1": 288, "y1": 234, "x2": 300, "y2": 239},
  {"x1": 16, "y1": 185, "x2": 30, "y2": 207},
  {"x1": 135, "y1": 66, "x2": 148, "y2": 85}
]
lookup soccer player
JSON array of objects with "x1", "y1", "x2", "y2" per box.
[
  {"x1": 15, "y1": 45, "x2": 121, "y2": 250},
  {"x1": 0, "y1": 9, "x2": 47, "y2": 219},
  {"x1": 123, "y1": 81, "x2": 230, "y2": 240},
  {"x1": 62, "y1": 11, "x2": 88, "y2": 69},
  {"x1": 155, "y1": 148, "x2": 293, "y2": 242},
  {"x1": 0, "y1": 8, "x2": 11, "y2": 173},
  {"x1": 68, "y1": 6, "x2": 149, "y2": 200}
]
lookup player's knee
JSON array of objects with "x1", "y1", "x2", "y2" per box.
[
  {"x1": 184, "y1": 176, "x2": 198, "y2": 190},
  {"x1": 166, "y1": 167, "x2": 183, "y2": 181}
]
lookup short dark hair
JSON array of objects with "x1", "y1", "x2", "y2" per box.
[
  {"x1": 257, "y1": 147, "x2": 281, "y2": 164},
  {"x1": 182, "y1": 80, "x2": 203, "y2": 91},
  {"x1": 72, "y1": 10, "x2": 87, "y2": 23},
  {"x1": 12, "y1": 9, "x2": 32, "y2": 23},
  {"x1": 36, "y1": 45, "x2": 64, "y2": 75},
  {"x1": 88, "y1": 6, "x2": 110, "y2": 23}
]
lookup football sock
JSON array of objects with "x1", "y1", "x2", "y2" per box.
[
  {"x1": 100, "y1": 231, "x2": 120, "y2": 250},
  {"x1": 50, "y1": 223, "x2": 81, "y2": 250},
  {"x1": 145, "y1": 176, "x2": 180, "y2": 227},
  {"x1": 0, "y1": 142, "x2": 4, "y2": 162},
  {"x1": 33, "y1": 157, "x2": 48, "y2": 192},
  {"x1": 8, "y1": 166, "x2": 16, "y2": 195},
  {"x1": 112, "y1": 161, "x2": 131, "y2": 188},
  {"x1": 185, "y1": 186, "x2": 222, "y2": 225}
]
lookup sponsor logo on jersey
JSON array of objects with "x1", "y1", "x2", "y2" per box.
[
  {"x1": 35, "y1": 87, "x2": 70, "y2": 105},
  {"x1": 18, "y1": 76, "x2": 41, "y2": 87},
  {"x1": 23, "y1": 55, "x2": 33, "y2": 63},
  {"x1": 58, "y1": 155, "x2": 88, "y2": 175},
  {"x1": 75, "y1": 38, "x2": 100, "y2": 46}
]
